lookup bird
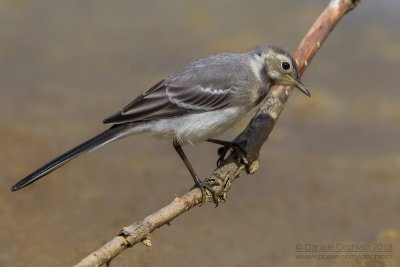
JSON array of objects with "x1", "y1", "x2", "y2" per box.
[{"x1": 11, "y1": 44, "x2": 310, "y2": 203}]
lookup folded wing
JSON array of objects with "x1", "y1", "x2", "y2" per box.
[
  {"x1": 103, "y1": 53, "x2": 253, "y2": 124},
  {"x1": 103, "y1": 77, "x2": 237, "y2": 124}
]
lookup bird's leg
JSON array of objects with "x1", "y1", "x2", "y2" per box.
[
  {"x1": 207, "y1": 138, "x2": 249, "y2": 166},
  {"x1": 173, "y1": 141, "x2": 219, "y2": 205}
]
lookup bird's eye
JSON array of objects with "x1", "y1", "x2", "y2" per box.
[{"x1": 282, "y1": 61, "x2": 291, "y2": 70}]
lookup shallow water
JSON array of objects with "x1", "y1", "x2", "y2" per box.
[{"x1": 1, "y1": 0, "x2": 400, "y2": 266}]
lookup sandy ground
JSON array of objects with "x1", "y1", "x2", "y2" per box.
[{"x1": 1, "y1": 0, "x2": 400, "y2": 266}]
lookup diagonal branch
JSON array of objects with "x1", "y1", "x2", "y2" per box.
[{"x1": 75, "y1": 0, "x2": 361, "y2": 266}]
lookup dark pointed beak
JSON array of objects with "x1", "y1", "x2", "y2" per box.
[{"x1": 286, "y1": 75, "x2": 310, "y2": 97}]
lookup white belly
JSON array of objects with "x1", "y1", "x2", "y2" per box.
[{"x1": 126, "y1": 107, "x2": 248, "y2": 145}]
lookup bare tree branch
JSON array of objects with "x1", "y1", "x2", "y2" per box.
[{"x1": 75, "y1": 0, "x2": 362, "y2": 266}]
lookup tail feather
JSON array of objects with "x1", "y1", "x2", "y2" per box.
[{"x1": 11, "y1": 124, "x2": 130, "y2": 192}]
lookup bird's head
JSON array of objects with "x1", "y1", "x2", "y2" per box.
[{"x1": 254, "y1": 45, "x2": 310, "y2": 97}]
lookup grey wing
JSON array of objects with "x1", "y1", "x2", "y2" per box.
[
  {"x1": 103, "y1": 53, "x2": 254, "y2": 124},
  {"x1": 103, "y1": 74, "x2": 238, "y2": 124}
]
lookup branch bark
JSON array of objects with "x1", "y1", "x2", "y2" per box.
[{"x1": 75, "y1": 0, "x2": 361, "y2": 266}]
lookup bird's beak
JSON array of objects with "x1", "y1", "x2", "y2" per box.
[{"x1": 286, "y1": 75, "x2": 310, "y2": 97}]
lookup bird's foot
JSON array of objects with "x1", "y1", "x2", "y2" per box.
[
  {"x1": 208, "y1": 139, "x2": 249, "y2": 166},
  {"x1": 193, "y1": 179, "x2": 220, "y2": 206}
]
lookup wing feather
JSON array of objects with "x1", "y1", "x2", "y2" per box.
[
  {"x1": 103, "y1": 53, "x2": 251, "y2": 124},
  {"x1": 103, "y1": 83, "x2": 233, "y2": 124}
]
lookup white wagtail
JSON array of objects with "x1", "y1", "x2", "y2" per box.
[{"x1": 11, "y1": 45, "x2": 309, "y2": 202}]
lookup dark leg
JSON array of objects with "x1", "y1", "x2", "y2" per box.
[
  {"x1": 207, "y1": 138, "x2": 248, "y2": 166},
  {"x1": 173, "y1": 140, "x2": 219, "y2": 205}
]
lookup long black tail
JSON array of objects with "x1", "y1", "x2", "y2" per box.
[{"x1": 11, "y1": 124, "x2": 130, "y2": 192}]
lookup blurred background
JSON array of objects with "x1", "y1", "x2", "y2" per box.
[{"x1": 1, "y1": 0, "x2": 400, "y2": 266}]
